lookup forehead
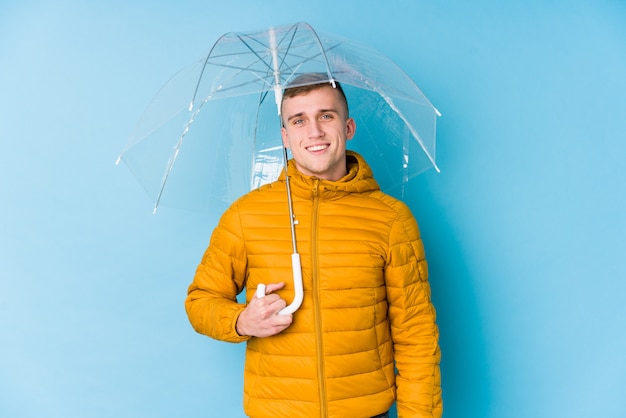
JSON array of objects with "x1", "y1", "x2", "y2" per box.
[{"x1": 282, "y1": 86, "x2": 344, "y2": 115}]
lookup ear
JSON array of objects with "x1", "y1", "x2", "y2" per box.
[
  {"x1": 345, "y1": 118, "x2": 356, "y2": 141},
  {"x1": 281, "y1": 126, "x2": 290, "y2": 148}
]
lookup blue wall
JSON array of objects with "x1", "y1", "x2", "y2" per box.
[{"x1": 1, "y1": 1, "x2": 625, "y2": 417}]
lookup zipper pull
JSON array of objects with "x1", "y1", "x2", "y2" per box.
[{"x1": 312, "y1": 179, "x2": 320, "y2": 196}]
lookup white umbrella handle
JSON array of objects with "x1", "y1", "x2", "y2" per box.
[
  {"x1": 255, "y1": 283, "x2": 267, "y2": 299},
  {"x1": 255, "y1": 253, "x2": 303, "y2": 316}
]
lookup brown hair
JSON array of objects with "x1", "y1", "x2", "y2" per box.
[{"x1": 281, "y1": 73, "x2": 349, "y2": 120}]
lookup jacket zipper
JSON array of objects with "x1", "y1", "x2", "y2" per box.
[{"x1": 311, "y1": 180, "x2": 328, "y2": 417}]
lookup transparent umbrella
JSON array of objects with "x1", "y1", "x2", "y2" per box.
[{"x1": 116, "y1": 22, "x2": 441, "y2": 314}]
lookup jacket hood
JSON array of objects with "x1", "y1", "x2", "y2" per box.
[{"x1": 279, "y1": 150, "x2": 380, "y2": 200}]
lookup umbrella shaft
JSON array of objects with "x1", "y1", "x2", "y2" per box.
[
  {"x1": 269, "y1": 27, "x2": 283, "y2": 115},
  {"x1": 283, "y1": 146, "x2": 298, "y2": 254}
]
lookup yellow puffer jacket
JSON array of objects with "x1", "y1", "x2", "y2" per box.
[{"x1": 186, "y1": 151, "x2": 442, "y2": 418}]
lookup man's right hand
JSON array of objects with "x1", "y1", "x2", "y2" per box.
[{"x1": 235, "y1": 282, "x2": 293, "y2": 337}]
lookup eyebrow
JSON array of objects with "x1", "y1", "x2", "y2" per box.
[{"x1": 286, "y1": 108, "x2": 340, "y2": 122}]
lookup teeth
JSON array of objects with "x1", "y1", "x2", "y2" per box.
[{"x1": 307, "y1": 144, "x2": 328, "y2": 151}]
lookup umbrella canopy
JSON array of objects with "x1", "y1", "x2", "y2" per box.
[{"x1": 117, "y1": 21, "x2": 440, "y2": 215}]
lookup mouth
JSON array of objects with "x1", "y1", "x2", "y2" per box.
[{"x1": 306, "y1": 144, "x2": 329, "y2": 152}]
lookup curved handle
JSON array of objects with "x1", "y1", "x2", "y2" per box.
[
  {"x1": 255, "y1": 253, "x2": 304, "y2": 316},
  {"x1": 278, "y1": 253, "x2": 303, "y2": 315}
]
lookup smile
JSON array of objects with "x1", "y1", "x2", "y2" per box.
[{"x1": 306, "y1": 144, "x2": 328, "y2": 152}]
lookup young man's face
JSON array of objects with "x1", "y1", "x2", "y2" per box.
[{"x1": 281, "y1": 86, "x2": 356, "y2": 181}]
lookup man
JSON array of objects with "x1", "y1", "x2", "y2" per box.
[{"x1": 186, "y1": 73, "x2": 442, "y2": 417}]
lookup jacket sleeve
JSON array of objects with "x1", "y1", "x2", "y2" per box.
[
  {"x1": 385, "y1": 204, "x2": 442, "y2": 418},
  {"x1": 185, "y1": 203, "x2": 250, "y2": 343}
]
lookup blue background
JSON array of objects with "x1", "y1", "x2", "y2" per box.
[{"x1": 2, "y1": 1, "x2": 625, "y2": 417}]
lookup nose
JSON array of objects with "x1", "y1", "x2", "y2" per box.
[{"x1": 308, "y1": 119, "x2": 324, "y2": 138}]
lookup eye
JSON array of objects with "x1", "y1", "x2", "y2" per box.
[{"x1": 320, "y1": 114, "x2": 333, "y2": 120}]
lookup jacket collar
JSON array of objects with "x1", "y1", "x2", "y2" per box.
[{"x1": 279, "y1": 151, "x2": 380, "y2": 200}]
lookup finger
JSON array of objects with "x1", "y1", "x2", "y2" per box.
[
  {"x1": 273, "y1": 312, "x2": 293, "y2": 327},
  {"x1": 256, "y1": 296, "x2": 288, "y2": 319},
  {"x1": 265, "y1": 282, "x2": 286, "y2": 293},
  {"x1": 269, "y1": 296, "x2": 287, "y2": 312}
]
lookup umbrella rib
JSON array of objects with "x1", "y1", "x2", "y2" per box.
[
  {"x1": 192, "y1": 23, "x2": 345, "y2": 102},
  {"x1": 191, "y1": 33, "x2": 276, "y2": 106},
  {"x1": 231, "y1": 25, "x2": 308, "y2": 90},
  {"x1": 192, "y1": 58, "x2": 275, "y2": 99},
  {"x1": 273, "y1": 24, "x2": 300, "y2": 81},
  {"x1": 197, "y1": 40, "x2": 279, "y2": 97},
  {"x1": 276, "y1": 22, "x2": 333, "y2": 73},
  {"x1": 236, "y1": 34, "x2": 274, "y2": 73},
  {"x1": 380, "y1": 93, "x2": 440, "y2": 173}
]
